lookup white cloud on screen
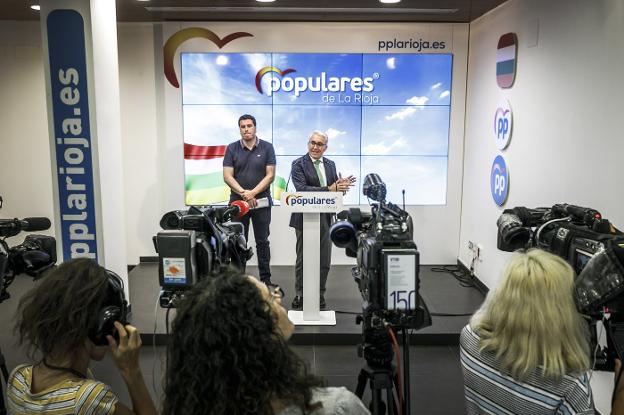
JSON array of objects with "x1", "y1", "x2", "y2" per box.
[
  {"x1": 183, "y1": 54, "x2": 269, "y2": 104},
  {"x1": 326, "y1": 128, "x2": 346, "y2": 139},
  {"x1": 243, "y1": 54, "x2": 268, "y2": 72},
  {"x1": 431, "y1": 82, "x2": 442, "y2": 90},
  {"x1": 385, "y1": 107, "x2": 416, "y2": 121},
  {"x1": 439, "y1": 90, "x2": 450, "y2": 99},
  {"x1": 183, "y1": 56, "x2": 224, "y2": 103},
  {"x1": 386, "y1": 57, "x2": 396, "y2": 69},
  {"x1": 362, "y1": 136, "x2": 407, "y2": 154},
  {"x1": 406, "y1": 96, "x2": 429, "y2": 105}
]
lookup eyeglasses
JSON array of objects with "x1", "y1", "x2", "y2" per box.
[
  {"x1": 308, "y1": 140, "x2": 327, "y2": 148},
  {"x1": 266, "y1": 284, "x2": 284, "y2": 301}
]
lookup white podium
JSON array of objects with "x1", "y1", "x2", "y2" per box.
[{"x1": 281, "y1": 192, "x2": 343, "y2": 325}]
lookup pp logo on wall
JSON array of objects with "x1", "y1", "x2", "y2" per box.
[
  {"x1": 496, "y1": 33, "x2": 517, "y2": 88},
  {"x1": 490, "y1": 155, "x2": 509, "y2": 206},
  {"x1": 494, "y1": 100, "x2": 513, "y2": 150}
]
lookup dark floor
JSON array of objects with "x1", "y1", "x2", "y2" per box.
[
  {"x1": 130, "y1": 263, "x2": 485, "y2": 345},
  {"x1": 0, "y1": 264, "x2": 483, "y2": 414}
]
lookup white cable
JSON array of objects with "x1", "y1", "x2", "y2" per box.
[{"x1": 589, "y1": 315, "x2": 607, "y2": 382}]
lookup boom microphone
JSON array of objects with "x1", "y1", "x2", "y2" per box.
[
  {"x1": 21, "y1": 217, "x2": 52, "y2": 232},
  {"x1": 0, "y1": 217, "x2": 51, "y2": 237}
]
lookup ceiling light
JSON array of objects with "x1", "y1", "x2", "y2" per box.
[
  {"x1": 256, "y1": 0, "x2": 277, "y2": 2},
  {"x1": 30, "y1": 4, "x2": 40, "y2": 10},
  {"x1": 380, "y1": 0, "x2": 401, "y2": 3}
]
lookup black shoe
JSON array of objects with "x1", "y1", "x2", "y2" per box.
[
  {"x1": 291, "y1": 295, "x2": 303, "y2": 310},
  {"x1": 320, "y1": 295, "x2": 326, "y2": 310}
]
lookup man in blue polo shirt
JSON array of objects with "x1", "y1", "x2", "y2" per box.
[{"x1": 223, "y1": 114, "x2": 276, "y2": 285}]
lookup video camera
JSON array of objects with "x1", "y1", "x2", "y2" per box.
[
  {"x1": 496, "y1": 203, "x2": 624, "y2": 366},
  {"x1": 330, "y1": 174, "x2": 431, "y2": 357},
  {"x1": 0, "y1": 197, "x2": 56, "y2": 303},
  {"x1": 153, "y1": 200, "x2": 253, "y2": 308}
]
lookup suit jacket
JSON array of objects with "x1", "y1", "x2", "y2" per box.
[{"x1": 289, "y1": 155, "x2": 339, "y2": 230}]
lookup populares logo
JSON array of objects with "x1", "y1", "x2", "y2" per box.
[
  {"x1": 255, "y1": 66, "x2": 377, "y2": 97},
  {"x1": 284, "y1": 194, "x2": 337, "y2": 206}
]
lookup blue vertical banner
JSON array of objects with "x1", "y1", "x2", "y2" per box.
[{"x1": 47, "y1": 10, "x2": 99, "y2": 261}]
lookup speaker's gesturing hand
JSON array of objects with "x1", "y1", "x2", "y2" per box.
[{"x1": 107, "y1": 321, "x2": 142, "y2": 379}]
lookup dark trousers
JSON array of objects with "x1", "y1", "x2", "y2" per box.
[
  {"x1": 294, "y1": 215, "x2": 332, "y2": 297},
  {"x1": 239, "y1": 206, "x2": 271, "y2": 282}
]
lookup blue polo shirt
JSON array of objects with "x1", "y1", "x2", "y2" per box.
[{"x1": 223, "y1": 138, "x2": 276, "y2": 202}]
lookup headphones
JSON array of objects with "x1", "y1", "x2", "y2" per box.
[{"x1": 89, "y1": 269, "x2": 128, "y2": 346}]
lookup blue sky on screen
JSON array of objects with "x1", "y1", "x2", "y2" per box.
[
  {"x1": 184, "y1": 105, "x2": 273, "y2": 145},
  {"x1": 181, "y1": 53, "x2": 272, "y2": 105},
  {"x1": 272, "y1": 105, "x2": 361, "y2": 156},
  {"x1": 180, "y1": 52, "x2": 453, "y2": 205},
  {"x1": 360, "y1": 156, "x2": 448, "y2": 205},
  {"x1": 361, "y1": 106, "x2": 450, "y2": 156},
  {"x1": 363, "y1": 54, "x2": 452, "y2": 106}
]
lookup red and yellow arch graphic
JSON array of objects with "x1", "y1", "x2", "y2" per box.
[
  {"x1": 255, "y1": 66, "x2": 297, "y2": 94},
  {"x1": 164, "y1": 28, "x2": 253, "y2": 88}
]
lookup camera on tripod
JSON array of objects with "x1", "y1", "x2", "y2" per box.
[
  {"x1": 0, "y1": 197, "x2": 56, "y2": 304},
  {"x1": 153, "y1": 201, "x2": 253, "y2": 308},
  {"x1": 496, "y1": 203, "x2": 624, "y2": 367},
  {"x1": 329, "y1": 174, "x2": 431, "y2": 415}
]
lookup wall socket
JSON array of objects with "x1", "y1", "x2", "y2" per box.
[{"x1": 468, "y1": 240, "x2": 483, "y2": 260}]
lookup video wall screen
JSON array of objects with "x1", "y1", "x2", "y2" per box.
[{"x1": 181, "y1": 52, "x2": 453, "y2": 205}]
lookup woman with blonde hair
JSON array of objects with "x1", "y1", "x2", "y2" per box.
[{"x1": 460, "y1": 249, "x2": 594, "y2": 414}]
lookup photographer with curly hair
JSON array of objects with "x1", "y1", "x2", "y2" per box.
[
  {"x1": 460, "y1": 249, "x2": 594, "y2": 414},
  {"x1": 163, "y1": 266, "x2": 370, "y2": 415},
  {"x1": 6, "y1": 258, "x2": 157, "y2": 415}
]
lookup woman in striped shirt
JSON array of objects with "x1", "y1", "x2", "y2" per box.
[
  {"x1": 460, "y1": 249, "x2": 594, "y2": 414},
  {"x1": 6, "y1": 258, "x2": 157, "y2": 415}
]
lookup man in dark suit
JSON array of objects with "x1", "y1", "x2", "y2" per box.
[{"x1": 289, "y1": 131, "x2": 355, "y2": 310}]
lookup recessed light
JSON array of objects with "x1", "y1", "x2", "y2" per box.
[
  {"x1": 30, "y1": 4, "x2": 40, "y2": 10},
  {"x1": 379, "y1": 0, "x2": 401, "y2": 3},
  {"x1": 256, "y1": 0, "x2": 277, "y2": 2}
]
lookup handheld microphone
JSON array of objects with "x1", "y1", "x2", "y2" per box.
[{"x1": 229, "y1": 200, "x2": 250, "y2": 219}]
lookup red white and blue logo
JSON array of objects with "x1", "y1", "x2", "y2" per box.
[
  {"x1": 496, "y1": 33, "x2": 518, "y2": 88},
  {"x1": 490, "y1": 155, "x2": 509, "y2": 206}
]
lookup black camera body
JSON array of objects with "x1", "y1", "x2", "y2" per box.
[
  {"x1": 496, "y1": 204, "x2": 624, "y2": 368},
  {"x1": 0, "y1": 219, "x2": 56, "y2": 304},
  {"x1": 154, "y1": 205, "x2": 253, "y2": 308},
  {"x1": 330, "y1": 175, "x2": 431, "y2": 333},
  {"x1": 496, "y1": 204, "x2": 624, "y2": 316}
]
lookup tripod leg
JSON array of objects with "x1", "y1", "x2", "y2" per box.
[
  {"x1": 0, "y1": 347, "x2": 8, "y2": 415},
  {"x1": 371, "y1": 388, "x2": 384, "y2": 415},
  {"x1": 355, "y1": 369, "x2": 369, "y2": 399}
]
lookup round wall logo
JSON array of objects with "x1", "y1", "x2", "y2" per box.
[
  {"x1": 494, "y1": 100, "x2": 513, "y2": 150},
  {"x1": 490, "y1": 155, "x2": 509, "y2": 206}
]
